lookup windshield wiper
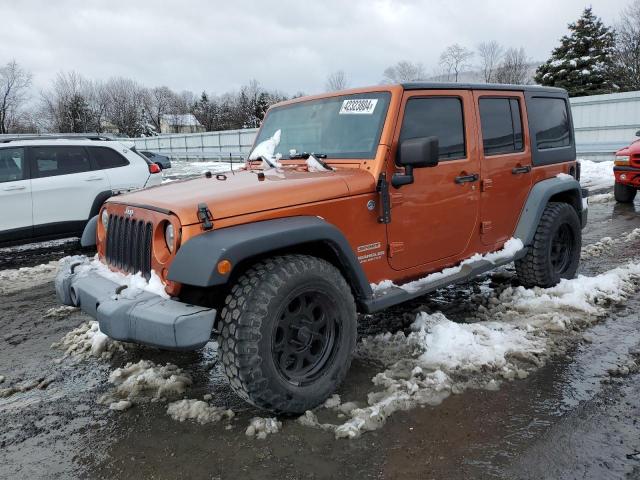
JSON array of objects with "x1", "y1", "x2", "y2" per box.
[{"x1": 288, "y1": 152, "x2": 327, "y2": 160}]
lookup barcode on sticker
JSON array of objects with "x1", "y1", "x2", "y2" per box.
[{"x1": 339, "y1": 99, "x2": 378, "y2": 115}]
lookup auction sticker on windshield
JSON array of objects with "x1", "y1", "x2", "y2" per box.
[{"x1": 339, "y1": 99, "x2": 378, "y2": 115}]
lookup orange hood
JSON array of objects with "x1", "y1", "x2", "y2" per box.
[{"x1": 107, "y1": 166, "x2": 376, "y2": 225}]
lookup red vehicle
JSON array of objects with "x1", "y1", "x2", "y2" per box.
[{"x1": 614, "y1": 131, "x2": 640, "y2": 203}]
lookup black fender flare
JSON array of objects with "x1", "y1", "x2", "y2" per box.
[
  {"x1": 89, "y1": 190, "x2": 113, "y2": 219},
  {"x1": 514, "y1": 176, "x2": 585, "y2": 248},
  {"x1": 167, "y1": 216, "x2": 373, "y2": 301}
]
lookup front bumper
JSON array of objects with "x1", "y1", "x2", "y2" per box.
[
  {"x1": 614, "y1": 166, "x2": 640, "y2": 187},
  {"x1": 55, "y1": 259, "x2": 215, "y2": 351}
]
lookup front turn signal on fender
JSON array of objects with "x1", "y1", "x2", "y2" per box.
[{"x1": 217, "y1": 260, "x2": 232, "y2": 275}]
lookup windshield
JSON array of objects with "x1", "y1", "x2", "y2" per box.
[{"x1": 253, "y1": 92, "x2": 391, "y2": 160}]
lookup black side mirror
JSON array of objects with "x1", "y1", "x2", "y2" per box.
[{"x1": 392, "y1": 136, "x2": 439, "y2": 188}]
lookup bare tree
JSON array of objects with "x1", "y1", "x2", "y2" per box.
[
  {"x1": 103, "y1": 77, "x2": 148, "y2": 137},
  {"x1": 40, "y1": 71, "x2": 102, "y2": 133},
  {"x1": 325, "y1": 70, "x2": 348, "y2": 91},
  {"x1": 439, "y1": 44, "x2": 474, "y2": 82},
  {"x1": 382, "y1": 61, "x2": 426, "y2": 83},
  {"x1": 494, "y1": 48, "x2": 531, "y2": 84},
  {"x1": 143, "y1": 86, "x2": 177, "y2": 133},
  {"x1": 477, "y1": 41, "x2": 504, "y2": 83},
  {"x1": 0, "y1": 60, "x2": 32, "y2": 134},
  {"x1": 615, "y1": 0, "x2": 640, "y2": 91}
]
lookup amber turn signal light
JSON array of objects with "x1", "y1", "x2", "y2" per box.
[{"x1": 217, "y1": 260, "x2": 232, "y2": 275}]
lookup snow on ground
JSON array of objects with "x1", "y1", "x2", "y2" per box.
[
  {"x1": 0, "y1": 237, "x2": 78, "y2": 254},
  {"x1": 580, "y1": 159, "x2": 614, "y2": 191},
  {"x1": 371, "y1": 238, "x2": 523, "y2": 294},
  {"x1": 588, "y1": 192, "x2": 614, "y2": 204},
  {"x1": 167, "y1": 399, "x2": 235, "y2": 425},
  {"x1": 300, "y1": 260, "x2": 640, "y2": 439},
  {"x1": 43, "y1": 305, "x2": 78, "y2": 319},
  {"x1": 0, "y1": 261, "x2": 59, "y2": 295},
  {"x1": 98, "y1": 360, "x2": 192, "y2": 410},
  {"x1": 582, "y1": 228, "x2": 640, "y2": 259},
  {"x1": 51, "y1": 321, "x2": 124, "y2": 361},
  {"x1": 245, "y1": 417, "x2": 282, "y2": 439}
]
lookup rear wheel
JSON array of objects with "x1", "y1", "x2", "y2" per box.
[
  {"x1": 219, "y1": 255, "x2": 357, "y2": 413},
  {"x1": 614, "y1": 182, "x2": 637, "y2": 203},
  {"x1": 516, "y1": 202, "x2": 581, "y2": 288}
]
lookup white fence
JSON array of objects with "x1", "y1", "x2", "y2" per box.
[
  {"x1": 125, "y1": 91, "x2": 640, "y2": 163},
  {"x1": 127, "y1": 128, "x2": 258, "y2": 161},
  {"x1": 570, "y1": 90, "x2": 640, "y2": 162}
]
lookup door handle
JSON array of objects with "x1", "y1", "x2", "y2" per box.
[
  {"x1": 85, "y1": 176, "x2": 104, "y2": 181},
  {"x1": 512, "y1": 165, "x2": 531, "y2": 175},
  {"x1": 2, "y1": 185, "x2": 26, "y2": 191},
  {"x1": 455, "y1": 173, "x2": 479, "y2": 184}
]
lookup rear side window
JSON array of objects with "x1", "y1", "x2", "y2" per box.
[
  {"x1": 399, "y1": 97, "x2": 466, "y2": 160},
  {"x1": 0, "y1": 147, "x2": 25, "y2": 183},
  {"x1": 31, "y1": 146, "x2": 91, "y2": 178},
  {"x1": 528, "y1": 97, "x2": 571, "y2": 150},
  {"x1": 91, "y1": 147, "x2": 129, "y2": 169},
  {"x1": 479, "y1": 98, "x2": 524, "y2": 156}
]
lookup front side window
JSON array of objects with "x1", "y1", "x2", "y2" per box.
[
  {"x1": 399, "y1": 97, "x2": 466, "y2": 160},
  {"x1": 479, "y1": 98, "x2": 524, "y2": 156},
  {"x1": 91, "y1": 147, "x2": 129, "y2": 169},
  {"x1": 31, "y1": 146, "x2": 91, "y2": 178},
  {"x1": 529, "y1": 97, "x2": 571, "y2": 150},
  {"x1": 253, "y1": 92, "x2": 391, "y2": 159},
  {"x1": 0, "y1": 147, "x2": 25, "y2": 183}
]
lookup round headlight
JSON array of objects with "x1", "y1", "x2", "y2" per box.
[
  {"x1": 101, "y1": 209, "x2": 109, "y2": 231},
  {"x1": 165, "y1": 223, "x2": 175, "y2": 252}
]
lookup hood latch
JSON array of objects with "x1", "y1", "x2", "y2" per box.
[{"x1": 197, "y1": 203, "x2": 214, "y2": 231}]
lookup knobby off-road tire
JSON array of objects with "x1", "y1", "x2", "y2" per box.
[
  {"x1": 614, "y1": 182, "x2": 637, "y2": 203},
  {"x1": 515, "y1": 202, "x2": 581, "y2": 289},
  {"x1": 219, "y1": 254, "x2": 357, "y2": 414}
]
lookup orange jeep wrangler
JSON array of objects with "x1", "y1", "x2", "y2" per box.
[{"x1": 56, "y1": 83, "x2": 587, "y2": 413}]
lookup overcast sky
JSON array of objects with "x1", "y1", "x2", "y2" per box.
[{"x1": 1, "y1": 0, "x2": 631, "y2": 96}]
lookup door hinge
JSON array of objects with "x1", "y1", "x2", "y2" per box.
[
  {"x1": 480, "y1": 221, "x2": 492, "y2": 234},
  {"x1": 377, "y1": 173, "x2": 391, "y2": 224},
  {"x1": 388, "y1": 242, "x2": 405, "y2": 257},
  {"x1": 481, "y1": 179, "x2": 493, "y2": 192}
]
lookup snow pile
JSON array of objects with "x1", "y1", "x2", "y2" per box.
[
  {"x1": 0, "y1": 261, "x2": 59, "y2": 295},
  {"x1": 245, "y1": 417, "x2": 282, "y2": 439},
  {"x1": 582, "y1": 229, "x2": 640, "y2": 259},
  {"x1": 72, "y1": 256, "x2": 169, "y2": 299},
  {"x1": 44, "y1": 305, "x2": 78, "y2": 319},
  {"x1": 372, "y1": 238, "x2": 523, "y2": 294},
  {"x1": 324, "y1": 261, "x2": 640, "y2": 439},
  {"x1": 98, "y1": 360, "x2": 192, "y2": 410},
  {"x1": 163, "y1": 160, "x2": 242, "y2": 183},
  {"x1": 580, "y1": 159, "x2": 614, "y2": 191},
  {"x1": 167, "y1": 399, "x2": 234, "y2": 425},
  {"x1": 588, "y1": 192, "x2": 614, "y2": 204},
  {"x1": 51, "y1": 321, "x2": 123, "y2": 360}
]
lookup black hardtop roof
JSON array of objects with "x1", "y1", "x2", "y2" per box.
[{"x1": 401, "y1": 82, "x2": 567, "y2": 95}]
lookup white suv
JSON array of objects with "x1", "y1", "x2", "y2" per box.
[{"x1": 0, "y1": 136, "x2": 162, "y2": 246}]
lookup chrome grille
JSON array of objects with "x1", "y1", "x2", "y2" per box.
[{"x1": 105, "y1": 214, "x2": 153, "y2": 280}]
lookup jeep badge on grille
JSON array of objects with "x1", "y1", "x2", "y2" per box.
[{"x1": 124, "y1": 207, "x2": 134, "y2": 218}]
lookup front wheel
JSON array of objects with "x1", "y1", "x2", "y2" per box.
[
  {"x1": 516, "y1": 202, "x2": 581, "y2": 288},
  {"x1": 614, "y1": 182, "x2": 637, "y2": 203},
  {"x1": 219, "y1": 255, "x2": 357, "y2": 413}
]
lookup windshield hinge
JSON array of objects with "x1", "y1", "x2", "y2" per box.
[
  {"x1": 197, "y1": 203, "x2": 214, "y2": 231},
  {"x1": 377, "y1": 173, "x2": 391, "y2": 224}
]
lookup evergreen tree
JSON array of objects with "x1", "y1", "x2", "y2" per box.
[{"x1": 535, "y1": 7, "x2": 616, "y2": 97}]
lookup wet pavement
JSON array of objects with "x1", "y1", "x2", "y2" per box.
[{"x1": 1, "y1": 195, "x2": 640, "y2": 479}]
